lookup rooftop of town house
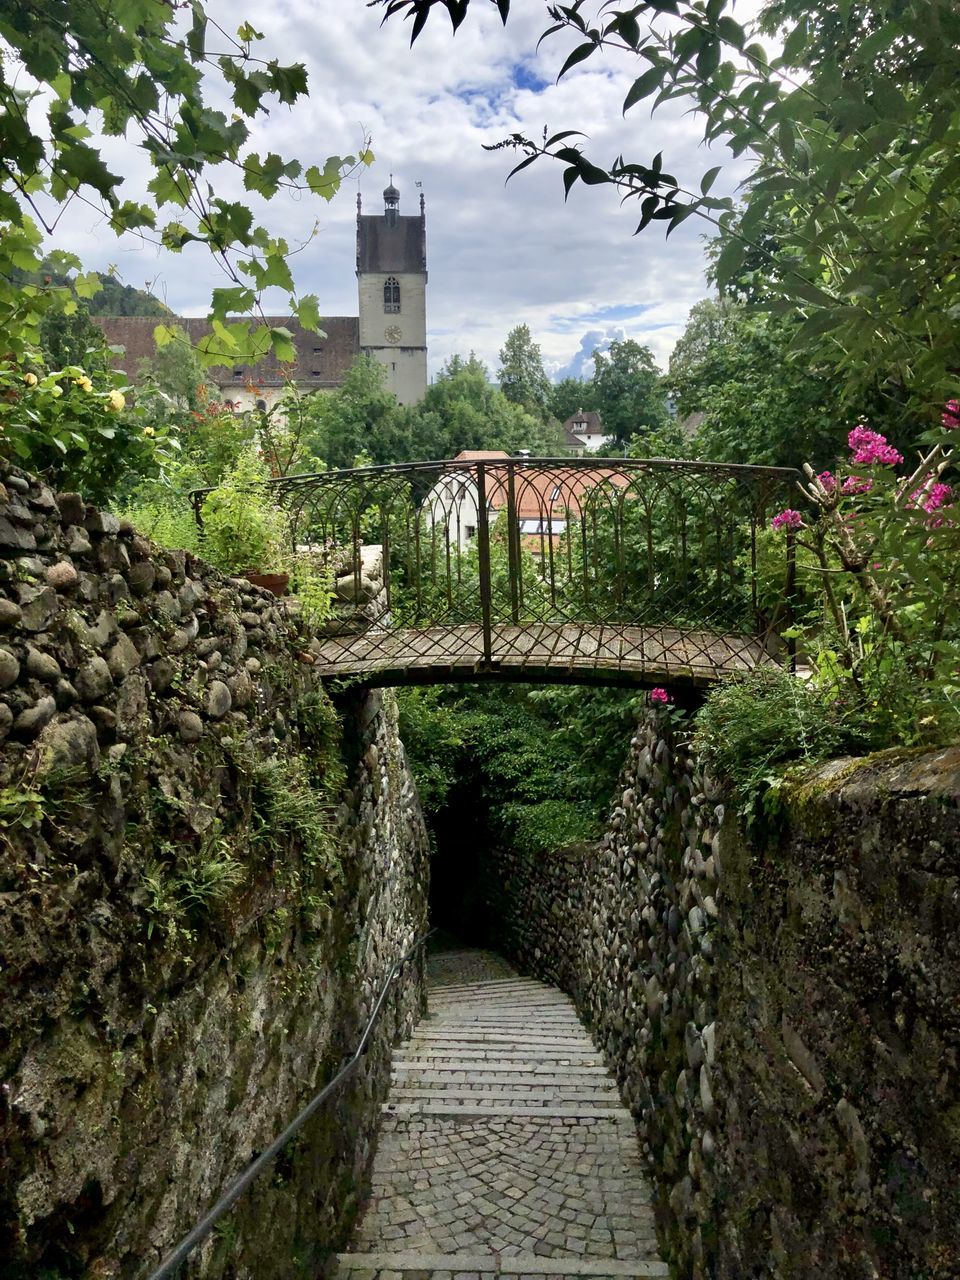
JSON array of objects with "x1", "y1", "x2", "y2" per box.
[
  {"x1": 563, "y1": 408, "x2": 605, "y2": 435},
  {"x1": 93, "y1": 315, "x2": 360, "y2": 390}
]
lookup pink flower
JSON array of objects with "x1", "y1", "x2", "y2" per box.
[
  {"x1": 847, "y1": 425, "x2": 903, "y2": 466},
  {"x1": 841, "y1": 476, "x2": 874, "y2": 496},
  {"x1": 817, "y1": 471, "x2": 836, "y2": 492},
  {"x1": 913, "y1": 482, "x2": 952, "y2": 514},
  {"x1": 649, "y1": 687, "x2": 671, "y2": 705},
  {"x1": 942, "y1": 399, "x2": 959, "y2": 430},
  {"x1": 771, "y1": 508, "x2": 804, "y2": 531}
]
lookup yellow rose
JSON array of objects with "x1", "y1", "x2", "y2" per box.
[
  {"x1": 143, "y1": 425, "x2": 156, "y2": 437},
  {"x1": 107, "y1": 389, "x2": 126, "y2": 412},
  {"x1": 74, "y1": 375, "x2": 93, "y2": 393},
  {"x1": 23, "y1": 372, "x2": 38, "y2": 387}
]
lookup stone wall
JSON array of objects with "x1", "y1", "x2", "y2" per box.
[
  {"x1": 482, "y1": 715, "x2": 960, "y2": 1279},
  {"x1": 0, "y1": 466, "x2": 429, "y2": 1279}
]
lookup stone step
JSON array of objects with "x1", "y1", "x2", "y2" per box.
[
  {"x1": 427, "y1": 1013, "x2": 578, "y2": 1023},
  {"x1": 410, "y1": 1033, "x2": 595, "y2": 1047},
  {"x1": 429, "y1": 980, "x2": 557, "y2": 993},
  {"x1": 423, "y1": 1024, "x2": 586, "y2": 1034},
  {"x1": 428, "y1": 1000, "x2": 574, "y2": 1012},
  {"x1": 383, "y1": 1102, "x2": 630, "y2": 1119},
  {"x1": 387, "y1": 1088, "x2": 621, "y2": 1106},
  {"x1": 342, "y1": 951, "x2": 667, "y2": 1280},
  {"x1": 393, "y1": 1064, "x2": 612, "y2": 1079},
  {"x1": 391, "y1": 1049, "x2": 601, "y2": 1059},
  {"x1": 336, "y1": 1252, "x2": 669, "y2": 1277}
]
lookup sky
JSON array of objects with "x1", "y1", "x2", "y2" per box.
[{"x1": 40, "y1": 0, "x2": 768, "y2": 384}]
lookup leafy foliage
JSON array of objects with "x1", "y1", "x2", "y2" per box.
[
  {"x1": 591, "y1": 339, "x2": 669, "y2": 446},
  {"x1": 0, "y1": 349, "x2": 176, "y2": 503},
  {"x1": 548, "y1": 376, "x2": 590, "y2": 426},
  {"x1": 0, "y1": 0, "x2": 371, "y2": 367},
  {"x1": 667, "y1": 299, "x2": 913, "y2": 470},
  {"x1": 377, "y1": 0, "x2": 960, "y2": 417},
  {"x1": 691, "y1": 666, "x2": 848, "y2": 822},
  {"x1": 198, "y1": 446, "x2": 292, "y2": 574},
  {"x1": 498, "y1": 324, "x2": 553, "y2": 419},
  {"x1": 300, "y1": 352, "x2": 564, "y2": 467},
  {"x1": 398, "y1": 682, "x2": 638, "y2": 856}
]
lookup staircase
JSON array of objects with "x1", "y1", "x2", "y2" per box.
[{"x1": 337, "y1": 949, "x2": 668, "y2": 1279}]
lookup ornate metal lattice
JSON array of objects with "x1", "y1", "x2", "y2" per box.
[{"x1": 196, "y1": 457, "x2": 801, "y2": 687}]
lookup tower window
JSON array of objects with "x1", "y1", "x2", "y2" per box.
[{"x1": 383, "y1": 276, "x2": 401, "y2": 314}]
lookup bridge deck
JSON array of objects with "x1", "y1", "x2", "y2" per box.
[{"x1": 313, "y1": 622, "x2": 774, "y2": 687}]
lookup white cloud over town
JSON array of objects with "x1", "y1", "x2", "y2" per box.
[{"x1": 39, "y1": 0, "x2": 764, "y2": 384}]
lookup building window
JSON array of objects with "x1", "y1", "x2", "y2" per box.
[
  {"x1": 383, "y1": 276, "x2": 401, "y2": 313},
  {"x1": 311, "y1": 370, "x2": 322, "y2": 377}
]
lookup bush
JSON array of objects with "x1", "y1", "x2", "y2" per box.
[{"x1": 692, "y1": 667, "x2": 849, "y2": 806}]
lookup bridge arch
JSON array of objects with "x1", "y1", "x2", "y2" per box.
[{"x1": 198, "y1": 457, "x2": 801, "y2": 688}]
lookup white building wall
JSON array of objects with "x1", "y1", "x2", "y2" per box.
[{"x1": 573, "y1": 432, "x2": 617, "y2": 454}]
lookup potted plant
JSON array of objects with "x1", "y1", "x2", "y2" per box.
[{"x1": 199, "y1": 445, "x2": 291, "y2": 594}]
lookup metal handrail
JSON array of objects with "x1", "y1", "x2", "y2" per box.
[
  {"x1": 147, "y1": 928, "x2": 435, "y2": 1280},
  {"x1": 188, "y1": 454, "x2": 803, "y2": 513}
]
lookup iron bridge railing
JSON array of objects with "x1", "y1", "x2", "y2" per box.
[{"x1": 193, "y1": 457, "x2": 801, "y2": 677}]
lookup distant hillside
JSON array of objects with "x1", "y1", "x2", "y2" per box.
[
  {"x1": 13, "y1": 264, "x2": 171, "y2": 317},
  {"x1": 87, "y1": 273, "x2": 171, "y2": 317}
]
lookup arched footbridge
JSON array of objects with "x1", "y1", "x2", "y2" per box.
[{"x1": 198, "y1": 457, "x2": 801, "y2": 689}]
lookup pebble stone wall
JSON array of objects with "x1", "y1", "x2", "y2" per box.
[
  {"x1": 0, "y1": 467, "x2": 429, "y2": 1279},
  {"x1": 482, "y1": 713, "x2": 960, "y2": 1279}
]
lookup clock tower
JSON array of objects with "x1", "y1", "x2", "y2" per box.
[{"x1": 356, "y1": 179, "x2": 428, "y2": 405}]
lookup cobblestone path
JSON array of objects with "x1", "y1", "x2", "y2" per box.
[{"x1": 336, "y1": 949, "x2": 668, "y2": 1280}]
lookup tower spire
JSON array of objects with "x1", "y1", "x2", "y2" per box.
[{"x1": 383, "y1": 175, "x2": 400, "y2": 226}]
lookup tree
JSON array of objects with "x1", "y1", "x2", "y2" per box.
[
  {"x1": 39, "y1": 302, "x2": 113, "y2": 376},
  {"x1": 137, "y1": 325, "x2": 205, "y2": 417},
  {"x1": 0, "y1": 1, "x2": 370, "y2": 368},
  {"x1": 590, "y1": 339, "x2": 668, "y2": 447},
  {"x1": 87, "y1": 274, "x2": 170, "y2": 318},
  {"x1": 548, "y1": 377, "x2": 590, "y2": 426},
  {"x1": 301, "y1": 355, "x2": 404, "y2": 470},
  {"x1": 668, "y1": 299, "x2": 914, "y2": 470},
  {"x1": 376, "y1": 0, "x2": 960, "y2": 419},
  {"x1": 416, "y1": 354, "x2": 562, "y2": 457},
  {"x1": 497, "y1": 324, "x2": 552, "y2": 418}
]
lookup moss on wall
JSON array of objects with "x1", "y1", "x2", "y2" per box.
[{"x1": 0, "y1": 468, "x2": 429, "y2": 1278}]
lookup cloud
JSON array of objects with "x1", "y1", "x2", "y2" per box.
[
  {"x1": 551, "y1": 328, "x2": 625, "y2": 382},
  {"x1": 36, "y1": 1, "x2": 763, "y2": 381}
]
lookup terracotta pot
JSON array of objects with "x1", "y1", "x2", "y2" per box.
[{"x1": 243, "y1": 570, "x2": 289, "y2": 597}]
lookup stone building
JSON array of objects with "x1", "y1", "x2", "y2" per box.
[{"x1": 96, "y1": 180, "x2": 428, "y2": 410}]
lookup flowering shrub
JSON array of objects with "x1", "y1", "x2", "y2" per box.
[
  {"x1": 770, "y1": 508, "x2": 804, "y2": 531},
  {"x1": 649, "y1": 687, "x2": 671, "y2": 705},
  {"x1": 0, "y1": 352, "x2": 175, "y2": 503},
  {"x1": 768, "y1": 407, "x2": 960, "y2": 746},
  {"x1": 846, "y1": 425, "x2": 904, "y2": 466}
]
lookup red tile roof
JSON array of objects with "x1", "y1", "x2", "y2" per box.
[{"x1": 93, "y1": 315, "x2": 360, "y2": 389}]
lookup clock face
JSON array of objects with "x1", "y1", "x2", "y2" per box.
[{"x1": 384, "y1": 324, "x2": 403, "y2": 344}]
